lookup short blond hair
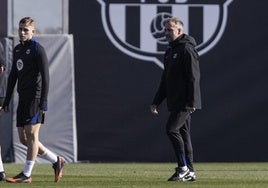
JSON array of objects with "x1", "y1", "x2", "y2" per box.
[
  {"x1": 166, "y1": 17, "x2": 184, "y2": 29},
  {"x1": 19, "y1": 17, "x2": 35, "y2": 27}
]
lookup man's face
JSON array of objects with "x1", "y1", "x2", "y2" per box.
[
  {"x1": 165, "y1": 21, "x2": 181, "y2": 42},
  {"x1": 18, "y1": 23, "x2": 35, "y2": 42}
]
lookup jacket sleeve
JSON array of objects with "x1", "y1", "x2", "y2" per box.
[
  {"x1": 152, "y1": 69, "x2": 167, "y2": 106},
  {"x1": 152, "y1": 49, "x2": 170, "y2": 106},
  {"x1": 37, "y1": 44, "x2": 49, "y2": 110},
  {"x1": 2, "y1": 57, "x2": 18, "y2": 107},
  {"x1": 183, "y1": 46, "x2": 201, "y2": 108}
]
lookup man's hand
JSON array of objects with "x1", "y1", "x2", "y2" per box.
[
  {"x1": 150, "y1": 105, "x2": 159, "y2": 115},
  {"x1": 0, "y1": 105, "x2": 9, "y2": 112},
  {"x1": 185, "y1": 106, "x2": 195, "y2": 114},
  {"x1": 0, "y1": 66, "x2": 4, "y2": 73},
  {"x1": 40, "y1": 110, "x2": 46, "y2": 114}
]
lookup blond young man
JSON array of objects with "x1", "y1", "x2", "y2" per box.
[{"x1": 2, "y1": 17, "x2": 65, "y2": 183}]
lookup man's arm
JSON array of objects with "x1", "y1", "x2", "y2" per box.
[
  {"x1": 2, "y1": 60, "x2": 17, "y2": 111},
  {"x1": 150, "y1": 65, "x2": 168, "y2": 115},
  {"x1": 183, "y1": 47, "x2": 201, "y2": 109},
  {"x1": 37, "y1": 45, "x2": 49, "y2": 111},
  {"x1": 152, "y1": 71, "x2": 167, "y2": 105},
  {"x1": 150, "y1": 49, "x2": 170, "y2": 114}
]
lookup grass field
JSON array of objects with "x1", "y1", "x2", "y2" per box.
[{"x1": 1, "y1": 162, "x2": 268, "y2": 187}]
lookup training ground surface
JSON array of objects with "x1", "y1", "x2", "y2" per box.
[{"x1": 1, "y1": 163, "x2": 268, "y2": 187}]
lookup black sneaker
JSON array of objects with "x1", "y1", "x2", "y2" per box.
[
  {"x1": 181, "y1": 171, "x2": 196, "y2": 181},
  {"x1": 53, "y1": 156, "x2": 65, "y2": 182},
  {"x1": 168, "y1": 167, "x2": 190, "y2": 181},
  {"x1": 0, "y1": 171, "x2": 6, "y2": 181},
  {"x1": 5, "y1": 172, "x2": 32, "y2": 183}
]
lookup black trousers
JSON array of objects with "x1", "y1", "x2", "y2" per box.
[{"x1": 166, "y1": 111, "x2": 194, "y2": 171}]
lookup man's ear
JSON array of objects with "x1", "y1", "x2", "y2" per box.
[{"x1": 178, "y1": 28, "x2": 182, "y2": 35}]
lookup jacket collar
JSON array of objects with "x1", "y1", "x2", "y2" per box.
[{"x1": 169, "y1": 34, "x2": 184, "y2": 48}]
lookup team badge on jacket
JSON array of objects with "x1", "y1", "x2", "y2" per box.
[
  {"x1": 97, "y1": 0, "x2": 233, "y2": 68},
  {"x1": 26, "y1": 49, "x2": 31, "y2": 55},
  {"x1": 16, "y1": 59, "x2": 24, "y2": 71}
]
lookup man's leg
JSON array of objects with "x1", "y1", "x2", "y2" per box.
[
  {"x1": 24, "y1": 123, "x2": 41, "y2": 161},
  {"x1": 16, "y1": 128, "x2": 58, "y2": 163},
  {"x1": 16, "y1": 126, "x2": 65, "y2": 183},
  {"x1": 5, "y1": 124, "x2": 40, "y2": 183},
  {"x1": 38, "y1": 144, "x2": 65, "y2": 182},
  {"x1": 14, "y1": 124, "x2": 41, "y2": 177},
  {"x1": 180, "y1": 115, "x2": 194, "y2": 172},
  {"x1": 23, "y1": 123, "x2": 41, "y2": 174},
  {"x1": 38, "y1": 142, "x2": 57, "y2": 162},
  {"x1": 180, "y1": 115, "x2": 196, "y2": 181},
  {"x1": 166, "y1": 111, "x2": 191, "y2": 181},
  {"x1": 166, "y1": 111, "x2": 190, "y2": 167},
  {"x1": 0, "y1": 146, "x2": 6, "y2": 181}
]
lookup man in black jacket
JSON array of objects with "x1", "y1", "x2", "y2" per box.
[
  {"x1": 151, "y1": 17, "x2": 201, "y2": 182},
  {"x1": 1, "y1": 17, "x2": 64, "y2": 183}
]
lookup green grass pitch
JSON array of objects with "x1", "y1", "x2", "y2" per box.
[{"x1": 1, "y1": 162, "x2": 268, "y2": 187}]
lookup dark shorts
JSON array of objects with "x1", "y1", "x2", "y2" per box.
[{"x1": 17, "y1": 98, "x2": 45, "y2": 127}]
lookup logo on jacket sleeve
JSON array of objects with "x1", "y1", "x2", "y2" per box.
[{"x1": 97, "y1": 0, "x2": 234, "y2": 69}]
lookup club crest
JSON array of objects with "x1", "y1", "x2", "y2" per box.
[{"x1": 97, "y1": 0, "x2": 234, "y2": 68}]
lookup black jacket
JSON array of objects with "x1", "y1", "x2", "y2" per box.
[
  {"x1": 3, "y1": 38, "x2": 49, "y2": 110},
  {"x1": 152, "y1": 34, "x2": 201, "y2": 111}
]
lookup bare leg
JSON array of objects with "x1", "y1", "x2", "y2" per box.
[
  {"x1": 24, "y1": 123, "x2": 41, "y2": 161},
  {"x1": 0, "y1": 146, "x2": 5, "y2": 181},
  {"x1": 17, "y1": 127, "x2": 47, "y2": 156},
  {"x1": 0, "y1": 146, "x2": 4, "y2": 172}
]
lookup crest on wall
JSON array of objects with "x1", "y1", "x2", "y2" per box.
[{"x1": 97, "y1": 0, "x2": 234, "y2": 68}]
